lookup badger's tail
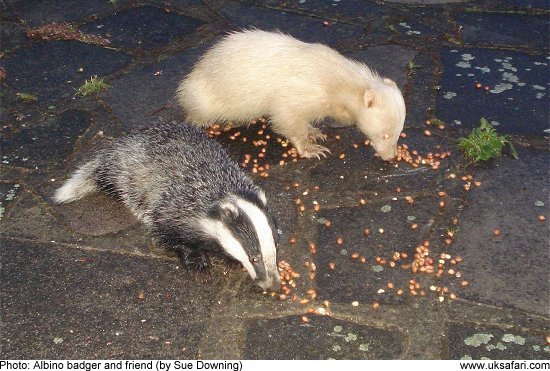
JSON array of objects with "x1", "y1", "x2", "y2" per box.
[{"x1": 53, "y1": 159, "x2": 101, "y2": 203}]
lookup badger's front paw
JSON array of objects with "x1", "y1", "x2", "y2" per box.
[
  {"x1": 307, "y1": 127, "x2": 326, "y2": 143},
  {"x1": 178, "y1": 250, "x2": 211, "y2": 272},
  {"x1": 298, "y1": 143, "x2": 331, "y2": 159}
]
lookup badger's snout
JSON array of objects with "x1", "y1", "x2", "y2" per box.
[
  {"x1": 379, "y1": 148, "x2": 397, "y2": 161},
  {"x1": 257, "y1": 274, "x2": 281, "y2": 291},
  {"x1": 372, "y1": 142, "x2": 398, "y2": 161}
]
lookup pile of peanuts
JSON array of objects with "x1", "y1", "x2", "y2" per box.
[
  {"x1": 274, "y1": 260, "x2": 300, "y2": 301},
  {"x1": 396, "y1": 143, "x2": 451, "y2": 170},
  {"x1": 207, "y1": 118, "x2": 303, "y2": 178}
]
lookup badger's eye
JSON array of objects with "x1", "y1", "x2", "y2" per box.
[{"x1": 249, "y1": 256, "x2": 259, "y2": 263}]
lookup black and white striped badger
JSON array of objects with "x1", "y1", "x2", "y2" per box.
[{"x1": 54, "y1": 120, "x2": 281, "y2": 291}]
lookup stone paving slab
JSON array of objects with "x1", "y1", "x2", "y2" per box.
[
  {"x1": 315, "y1": 196, "x2": 450, "y2": 305},
  {"x1": 446, "y1": 323, "x2": 550, "y2": 360},
  {"x1": 437, "y1": 48, "x2": 549, "y2": 136},
  {"x1": 80, "y1": 5, "x2": 205, "y2": 51},
  {"x1": 0, "y1": 183, "x2": 21, "y2": 222},
  {"x1": 102, "y1": 43, "x2": 211, "y2": 131},
  {"x1": 1, "y1": 109, "x2": 92, "y2": 169},
  {"x1": 1, "y1": 40, "x2": 133, "y2": 110},
  {"x1": 0, "y1": 238, "x2": 222, "y2": 359},
  {"x1": 454, "y1": 12, "x2": 549, "y2": 50},
  {"x1": 248, "y1": 0, "x2": 395, "y2": 26},
  {"x1": 1, "y1": 0, "x2": 549, "y2": 361},
  {"x1": 4, "y1": 0, "x2": 114, "y2": 27},
  {"x1": 450, "y1": 148, "x2": 549, "y2": 316},
  {"x1": 218, "y1": 1, "x2": 367, "y2": 48},
  {"x1": 243, "y1": 315, "x2": 406, "y2": 359}
]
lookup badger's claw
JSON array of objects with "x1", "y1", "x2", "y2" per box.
[
  {"x1": 299, "y1": 144, "x2": 331, "y2": 159},
  {"x1": 307, "y1": 127, "x2": 326, "y2": 143},
  {"x1": 179, "y1": 250, "x2": 211, "y2": 272}
]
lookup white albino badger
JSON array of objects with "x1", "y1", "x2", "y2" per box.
[
  {"x1": 54, "y1": 120, "x2": 281, "y2": 291},
  {"x1": 177, "y1": 29, "x2": 406, "y2": 160}
]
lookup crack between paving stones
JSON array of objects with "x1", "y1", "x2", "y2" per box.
[{"x1": 0, "y1": 235, "x2": 176, "y2": 262}]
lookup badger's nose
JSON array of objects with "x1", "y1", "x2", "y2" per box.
[
  {"x1": 258, "y1": 275, "x2": 281, "y2": 292},
  {"x1": 380, "y1": 148, "x2": 397, "y2": 161}
]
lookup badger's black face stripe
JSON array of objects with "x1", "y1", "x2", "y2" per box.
[
  {"x1": 236, "y1": 189, "x2": 279, "y2": 248},
  {"x1": 210, "y1": 201, "x2": 274, "y2": 279},
  {"x1": 265, "y1": 206, "x2": 280, "y2": 246},
  {"x1": 237, "y1": 188, "x2": 265, "y2": 209}
]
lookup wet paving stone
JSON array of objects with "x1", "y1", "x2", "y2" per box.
[
  {"x1": 454, "y1": 12, "x2": 549, "y2": 50},
  {"x1": 315, "y1": 196, "x2": 443, "y2": 304},
  {"x1": 499, "y1": 0, "x2": 549, "y2": 9},
  {"x1": 0, "y1": 239, "x2": 219, "y2": 358},
  {"x1": 80, "y1": 5, "x2": 205, "y2": 50},
  {"x1": 2, "y1": 40, "x2": 132, "y2": 108},
  {"x1": 392, "y1": 19, "x2": 439, "y2": 39},
  {"x1": 436, "y1": 48, "x2": 549, "y2": 136},
  {"x1": 0, "y1": 109, "x2": 92, "y2": 169},
  {"x1": 403, "y1": 50, "x2": 439, "y2": 127},
  {"x1": 52, "y1": 192, "x2": 141, "y2": 237},
  {"x1": 7, "y1": 0, "x2": 112, "y2": 27},
  {"x1": 103, "y1": 43, "x2": 211, "y2": 130},
  {"x1": 255, "y1": 0, "x2": 394, "y2": 25},
  {"x1": 244, "y1": 315, "x2": 405, "y2": 359},
  {"x1": 446, "y1": 323, "x2": 549, "y2": 360},
  {"x1": 0, "y1": 183, "x2": 22, "y2": 222},
  {"x1": 346, "y1": 45, "x2": 417, "y2": 88},
  {"x1": 450, "y1": 148, "x2": 549, "y2": 316},
  {"x1": 218, "y1": 1, "x2": 365, "y2": 47},
  {"x1": 0, "y1": 20, "x2": 28, "y2": 52},
  {"x1": 309, "y1": 128, "x2": 457, "y2": 194},
  {"x1": 0, "y1": 187, "x2": 162, "y2": 257}
]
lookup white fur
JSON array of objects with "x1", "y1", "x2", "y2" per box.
[
  {"x1": 199, "y1": 217, "x2": 257, "y2": 280},
  {"x1": 235, "y1": 198, "x2": 278, "y2": 285},
  {"x1": 199, "y1": 197, "x2": 279, "y2": 290},
  {"x1": 177, "y1": 29, "x2": 406, "y2": 160},
  {"x1": 53, "y1": 159, "x2": 99, "y2": 203}
]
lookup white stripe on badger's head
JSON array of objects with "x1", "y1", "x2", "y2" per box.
[{"x1": 200, "y1": 194, "x2": 280, "y2": 291}]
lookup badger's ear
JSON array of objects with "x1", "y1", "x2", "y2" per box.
[
  {"x1": 209, "y1": 201, "x2": 240, "y2": 220},
  {"x1": 364, "y1": 89, "x2": 375, "y2": 108}
]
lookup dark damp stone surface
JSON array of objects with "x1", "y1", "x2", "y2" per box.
[
  {"x1": 4, "y1": 0, "x2": 112, "y2": 27},
  {"x1": 80, "y1": 5, "x2": 205, "y2": 50},
  {"x1": 450, "y1": 148, "x2": 549, "y2": 316},
  {"x1": 218, "y1": 1, "x2": 366, "y2": 47},
  {"x1": 244, "y1": 315, "x2": 405, "y2": 359},
  {"x1": 446, "y1": 322, "x2": 549, "y2": 360},
  {"x1": 346, "y1": 45, "x2": 418, "y2": 88},
  {"x1": 454, "y1": 12, "x2": 549, "y2": 50},
  {"x1": 488, "y1": 0, "x2": 549, "y2": 10},
  {"x1": 0, "y1": 109, "x2": 92, "y2": 169},
  {"x1": 1, "y1": 40, "x2": 132, "y2": 108},
  {"x1": 0, "y1": 239, "x2": 218, "y2": 359},
  {"x1": 436, "y1": 48, "x2": 549, "y2": 137},
  {"x1": 0, "y1": 20, "x2": 28, "y2": 52},
  {"x1": 247, "y1": 0, "x2": 395, "y2": 24},
  {"x1": 0, "y1": 183, "x2": 22, "y2": 216},
  {"x1": 392, "y1": 19, "x2": 440, "y2": 38},
  {"x1": 315, "y1": 197, "x2": 440, "y2": 304},
  {"x1": 308, "y1": 128, "x2": 458, "y2": 194},
  {"x1": 102, "y1": 42, "x2": 211, "y2": 131}
]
